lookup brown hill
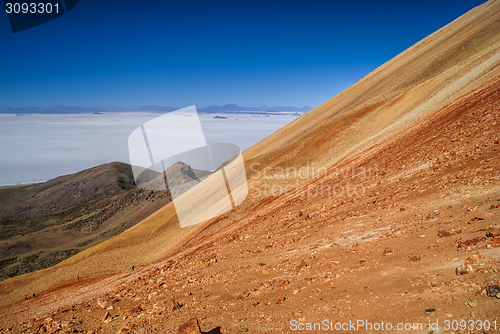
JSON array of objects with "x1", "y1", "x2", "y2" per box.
[
  {"x1": 1, "y1": 0, "x2": 500, "y2": 332},
  {"x1": 141, "y1": 161, "x2": 211, "y2": 198},
  {"x1": 0, "y1": 161, "x2": 209, "y2": 283},
  {"x1": 0, "y1": 162, "x2": 170, "y2": 282}
]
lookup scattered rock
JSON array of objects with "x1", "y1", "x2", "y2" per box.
[
  {"x1": 275, "y1": 279, "x2": 290, "y2": 287},
  {"x1": 383, "y1": 248, "x2": 393, "y2": 256},
  {"x1": 487, "y1": 237, "x2": 500, "y2": 248},
  {"x1": 168, "y1": 299, "x2": 181, "y2": 312},
  {"x1": 296, "y1": 260, "x2": 309, "y2": 270},
  {"x1": 466, "y1": 299, "x2": 477, "y2": 308},
  {"x1": 128, "y1": 305, "x2": 143, "y2": 317},
  {"x1": 486, "y1": 285, "x2": 500, "y2": 297},
  {"x1": 486, "y1": 227, "x2": 500, "y2": 237},
  {"x1": 102, "y1": 311, "x2": 110, "y2": 322},
  {"x1": 456, "y1": 264, "x2": 473, "y2": 275},
  {"x1": 177, "y1": 318, "x2": 201, "y2": 334},
  {"x1": 464, "y1": 254, "x2": 484, "y2": 265},
  {"x1": 456, "y1": 237, "x2": 487, "y2": 250},
  {"x1": 475, "y1": 212, "x2": 493, "y2": 220},
  {"x1": 408, "y1": 255, "x2": 421, "y2": 262},
  {"x1": 119, "y1": 323, "x2": 135, "y2": 333},
  {"x1": 437, "y1": 228, "x2": 462, "y2": 237},
  {"x1": 276, "y1": 296, "x2": 286, "y2": 304}
]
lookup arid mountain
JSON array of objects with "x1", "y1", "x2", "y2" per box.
[
  {"x1": 140, "y1": 162, "x2": 211, "y2": 198},
  {"x1": 0, "y1": 162, "x2": 171, "y2": 282},
  {"x1": 0, "y1": 161, "x2": 209, "y2": 283},
  {"x1": 1, "y1": 1, "x2": 500, "y2": 332}
]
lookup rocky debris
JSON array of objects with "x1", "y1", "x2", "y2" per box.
[
  {"x1": 456, "y1": 264, "x2": 473, "y2": 275},
  {"x1": 486, "y1": 285, "x2": 500, "y2": 297},
  {"x1": 177, "y1": 318, "x2": 202, "y2": 334}
]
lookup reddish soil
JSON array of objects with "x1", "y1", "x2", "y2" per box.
[{"x1": 1, "y1": 59, "x2": 499, "y2": 334}]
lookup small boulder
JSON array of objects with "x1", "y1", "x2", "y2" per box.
[
  {"x1": 128, "y1": 305, "x2": 143, "y2": 317},
  {"x1": 383, "y1": 248, "x2": 393, "y2": 256},
  {"x1": 464, "y1": 254, "x2": 484, "y2": 265},
  {"x1": 475, "y1": 212, "x2": 493, "y2": 220},
  {"x1": 466, "y1": 299, "x2": 477, "y2": 308},
  {"x1": 177, "y1": 318, "x2": 202, "y2": 334},
  {"x1": 456, "y1": 264, "x2": 473, "y2": 275},
  {"x1": 437, "y1": 228, "x2": 462, "y2": 237},
  {"x1": 408, "y1": 255, "x2": 421, "y2": 262},
  {"x1": 486, "y1": 227, "x2": 500, "y2": 238},
  {"x1": 486, "y1": 285, "x2": 500, "y2": 297},
  {"x1": 168, "y1": 299, "x2": 181, "y2": 312},
  {"x1": 276, "y1": 296, "x2": 286, "y2": 304}
]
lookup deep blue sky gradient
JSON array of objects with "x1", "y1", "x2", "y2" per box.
[{"x1": 0, "y1": 0, "x2": 487, "y2": 109}]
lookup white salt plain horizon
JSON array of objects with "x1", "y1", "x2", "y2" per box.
[{"x1": 0, "y1": 111, "x2": 300, "y2": 186}]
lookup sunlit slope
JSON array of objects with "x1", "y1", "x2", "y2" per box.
[
  {"x1": 2, "y1": 0, "x2": 500, "y2": 308},
  {"x1": 244, "y1": 0, "x2": 500, "y2": 174}
]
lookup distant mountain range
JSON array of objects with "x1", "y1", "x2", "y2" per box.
[
  {"x1": 198, "y1": 104, "x2": 311, "y2": 112},
  {"x1": 0, "y1": 104, "x2": 312, "y2": 114}
]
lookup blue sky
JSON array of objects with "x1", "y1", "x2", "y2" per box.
[{"x1": 0, "y1": 0, "x2": 487, "y2": 109}]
